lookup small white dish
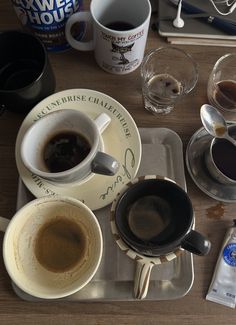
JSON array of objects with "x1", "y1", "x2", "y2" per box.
[{"x1": 15, "y1": 89, "x2": 142, "y2": 210}]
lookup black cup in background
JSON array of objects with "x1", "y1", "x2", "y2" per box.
[
  {"x1": 0, "y1": 30, "x2": 55, "y2": 114},
  {"x1": 113, "y1": 177, "x2": 211, "y2": 257}
]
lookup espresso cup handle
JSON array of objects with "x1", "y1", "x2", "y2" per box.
[
  {"x1": 65, "y1": 11, "x2": 94, "y2": 51},
  {"x1": 94, "y1": 113, "x2": 111, "y2": 134},
  {"x1": 0, "y1": 216, "x2": 9, "y2": 232},
  {"x1": 181, "y1": 229, "x2": 211, "y2": 256},
  {"x1": 91, "y1": 151, "x2": 119, "y2": 176},
  {"x1": 134, "y1": 259, "x2": 154, "y2": 300}
]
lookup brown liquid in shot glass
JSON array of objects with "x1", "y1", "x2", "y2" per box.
[
  {"x1": 147, "y1": 73, "x2": 182, "y2": 101},
  {"x1": 214, "y1": 80, "x2": 236, "y2": 110}
]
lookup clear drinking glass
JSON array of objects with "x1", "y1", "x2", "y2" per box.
[
  {"x1": 141, "y1": 47, "x2": 198, "y2": 115},
  {"x1": 207, "y1": 53, "x2": 236, "y2": 112}
]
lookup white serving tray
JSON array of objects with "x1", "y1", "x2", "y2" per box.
[{"x1": 13, "y1": 128, "x2": 194, "y2": 301}]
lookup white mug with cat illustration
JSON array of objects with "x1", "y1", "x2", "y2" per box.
[{"x1": 65, "y1": 0, "x2": 151, "y2": 75}]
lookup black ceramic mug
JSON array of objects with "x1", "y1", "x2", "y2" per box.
[
  {"x1": 112, "y1": 175, "x2": 211, "y2": 257},
  {"x1": 0, "y1": 30, "x2": 55, "y2": 114}
]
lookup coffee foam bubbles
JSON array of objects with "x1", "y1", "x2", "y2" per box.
[{"x1": 9, "y1": 199, "x2": 101, "y2": 297}]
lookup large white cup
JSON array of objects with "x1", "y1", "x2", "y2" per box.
[
  {"x1": 0, "y1": 196, "x2": 103, "y2": 299},
  {"x1": 65, "y1": 0, "x2": 151, "y2": 75}
]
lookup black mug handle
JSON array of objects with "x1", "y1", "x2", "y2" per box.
[
  {"x1": 0, "y1": 104, "x2": 6, "y2": 116},
  {"x1": 181, "y1": 230, "x2": 211, "y2": 256}
]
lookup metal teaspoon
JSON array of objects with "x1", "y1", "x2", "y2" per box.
[{"x1": 200, "y1": 104, "x2": 236, "y2": 146}]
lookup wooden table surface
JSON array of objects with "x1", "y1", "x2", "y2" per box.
[{"x1": 1, "y1": 1, "x2": 236, "y2": 324}]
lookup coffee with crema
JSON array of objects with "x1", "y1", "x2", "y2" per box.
[{"x1": 34, "y1": 216, "x2": 88, "y2": 273}]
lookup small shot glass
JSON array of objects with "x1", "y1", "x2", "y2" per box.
[
  {"x1": 140, "y1": 47, "x2": 198, "y2": 115},
  {"x1": 207, "y1": 53, "x2": 236, "y2": 112}
]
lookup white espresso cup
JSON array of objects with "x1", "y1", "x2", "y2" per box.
[
  {"x1": 0, "y1": 196, "x2": 103, "y2": 299},
  {"x1": 20, "y1": 109, "x2": 119, "y2": 184},
  {"x1": 65, "y1": 0, "x2": 151, "y2": 75}
]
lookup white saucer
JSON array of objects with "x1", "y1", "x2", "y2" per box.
[
  {"x1": 15, "y1": 89, "x2": 142, "y2": 210},
  {"x1": 186, "y1": 122, "x2": 236, "y2": 202}
]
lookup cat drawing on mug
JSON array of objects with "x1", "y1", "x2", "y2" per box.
[{"x1": 111, "y1": 42, "x2": 134, "y2": 65}]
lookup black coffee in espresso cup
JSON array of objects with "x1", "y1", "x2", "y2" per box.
[
  {"x1": 205, "y1": 125, "x2": 236, "y2": 184},
  {"x1": 0, "y1": 30, "x2": 55, "y2": 114},
  {"x1": 112, "y1": 176, "x2": 211, "y2": 257}
]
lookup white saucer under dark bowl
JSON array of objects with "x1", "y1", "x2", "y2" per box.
[{"x1": 186, "y1": 122, "x2": 236, "y2": 202}]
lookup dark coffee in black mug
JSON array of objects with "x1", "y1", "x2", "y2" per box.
[
  {"x1": 0, "y1": 30, "x2": 55, "y2": 114},
  {"x1": 113, "y1": 176, "x2": 211, "y2": 257}
]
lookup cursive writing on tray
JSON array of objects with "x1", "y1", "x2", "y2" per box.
[{"x1": 99, "y1": 147, "x2": 135, "y2": 200}]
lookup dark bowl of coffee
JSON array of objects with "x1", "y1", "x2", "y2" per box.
[
  {"x1": 204, "y1": 125, "x2": 236, "y2": 184},
  {"x1": 111, "y1": 176, "x2": 211, "y2": 257},
  {"x1": 0, "y1": 30, "x2": 55, "y2": 114}
]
